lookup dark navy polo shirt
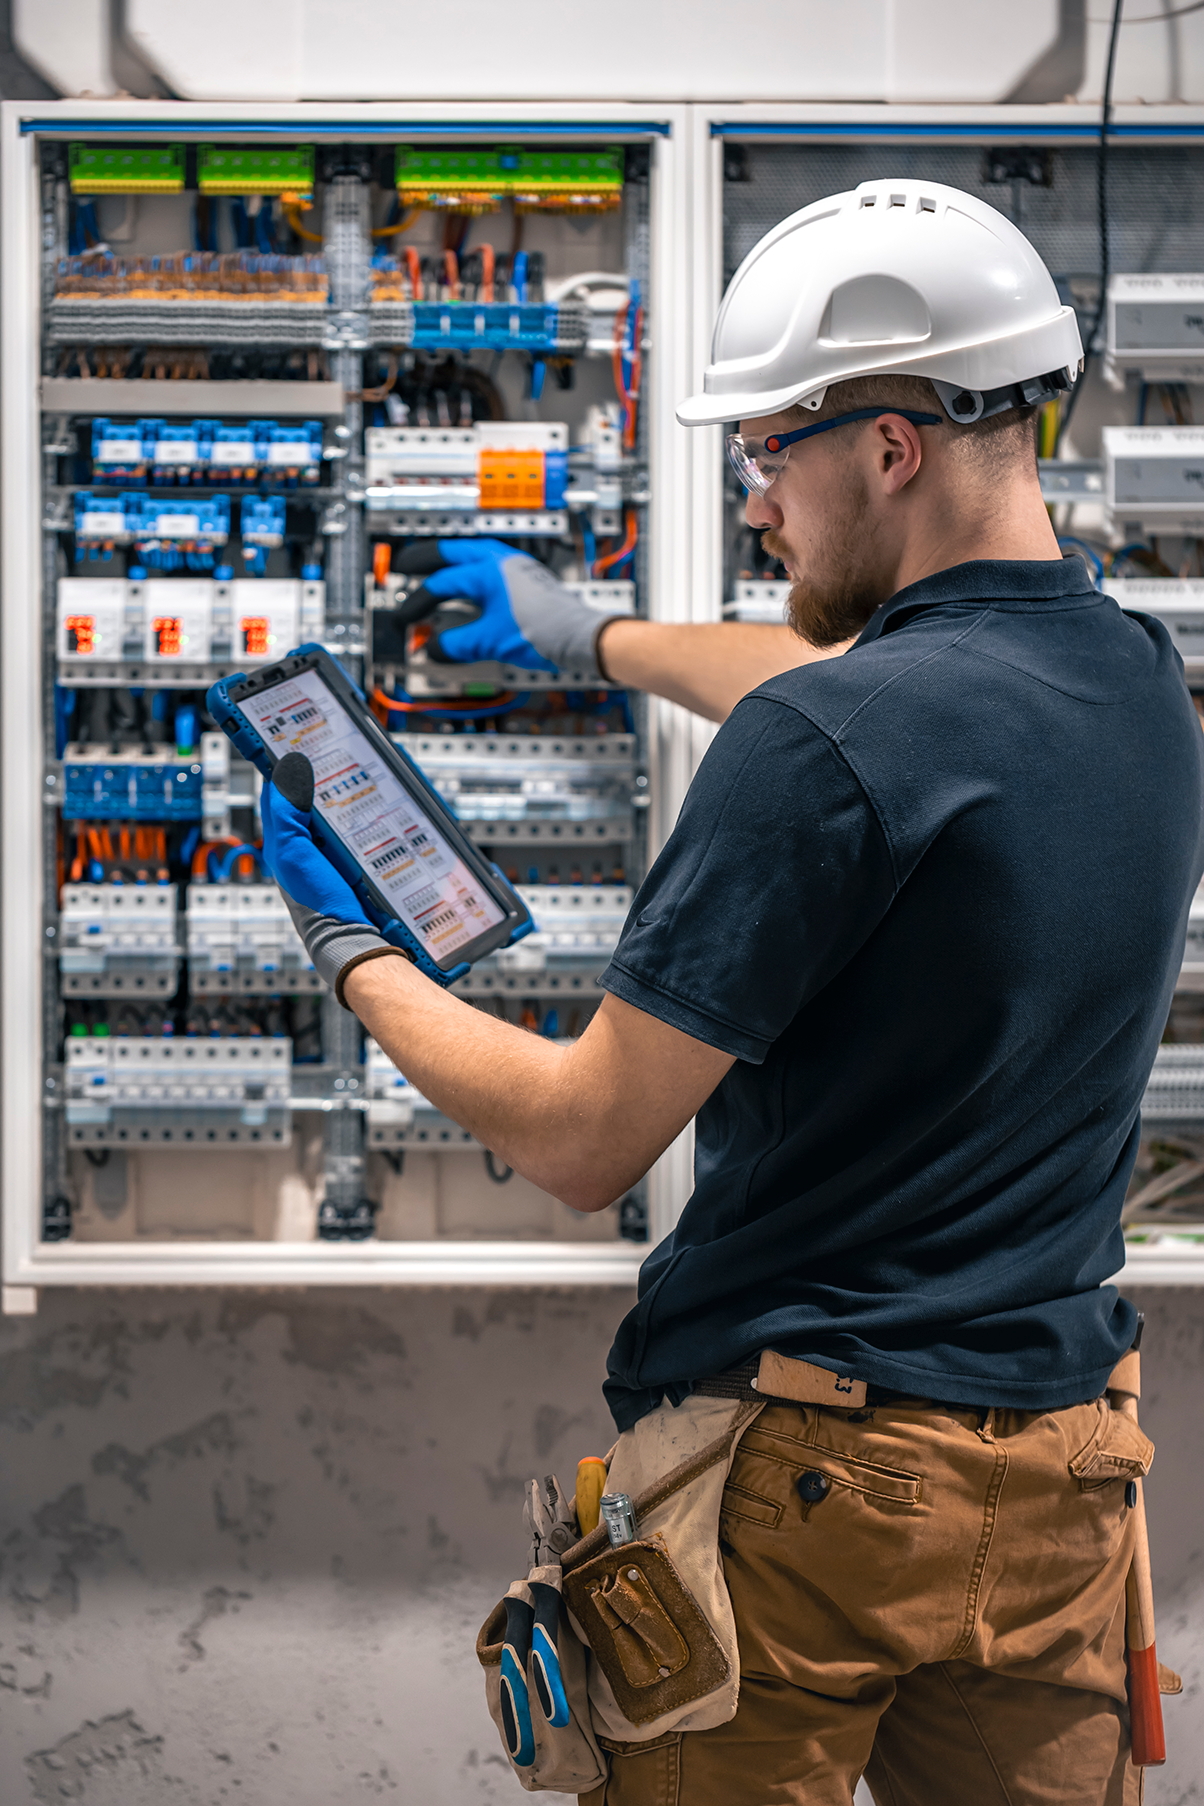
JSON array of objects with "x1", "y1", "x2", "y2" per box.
[{"x1": 601, "y1": 558, "x2": 1204, "y2": 1432}]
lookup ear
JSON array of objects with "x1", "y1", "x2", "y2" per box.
[{"x1": 870, "y1": 413, "x2": 924, "y2": 494}]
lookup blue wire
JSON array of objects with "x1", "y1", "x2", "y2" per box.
[
  {"x1": 581, "y1": 524, "x2": 597, "y2": 575},
  {"x1": 1138, "y1": 383, "x2": 1149, "y2": 427},
  {"x1": 1057, "y1": 537, "x2": 1104, "y2": 586},
  {"x1": 180, "y1": 825, "x2": 201, "y2": 867},
  {"x1": 54, "y1": 686, "x2": 76, "y2": 759},
  {"x1": 1111, "y1": 541, "x2": 1152, "y2": 577},
  {"x1": 213, "y1": 843, "x2": 264, "y2": 882}
]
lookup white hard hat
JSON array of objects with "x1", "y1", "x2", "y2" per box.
[{"x1": 678, "y1": 178, "x2": 1083, "y2": 428}]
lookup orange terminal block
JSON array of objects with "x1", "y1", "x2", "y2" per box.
[{"x1": 478, "y1": 448, "x2": 545, "y2": 510}]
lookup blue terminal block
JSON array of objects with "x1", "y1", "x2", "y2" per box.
[
  {"x1": 409, "y1": 301, "x2": 588, "y2": 354},
  {"x1": 74, "y1": 491, "x2": 139, "y2": 557},
  {"x1": 146, "y1": 419, "x2": 204, "y2": 485},
  {"x1": 131, "y1": 493, "x2": 231, "y2": 571},
  {"x1": 240, "y1": 493, "x2": 286, "y2": 576},
  {"x1": 63, "y1": 753, "x2": 204, "y2": 821},
  {"x1": 543, "y1": 449, "x2": 569, "y2": 509},
  {"x1": 207, "y1": 421, "x2": 269, "y2": 485},
  {"x1": 87, "y1": 418, "x2": 324, "y2": 489},
  {"x1": 90, "y1": 418, "x2": 148, "y2": 485},
  {"x1": 263, "y1": 420, "x2": 323, "y2": 487}
]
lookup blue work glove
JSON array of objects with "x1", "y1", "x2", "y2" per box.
[
  {"x1": 261, "y1": 752, "x2": 407, "y2": 1006},
  {"x1": 393, "y1": 539, "x2": 620, "y2": 677}
]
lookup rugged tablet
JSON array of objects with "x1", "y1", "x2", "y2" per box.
[{"x1": 208, "y1": 644, "x2": 533, "y2": 985}]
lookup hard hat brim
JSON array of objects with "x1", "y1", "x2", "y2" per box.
[{"x1": 676, "y1": 382, "x2": 818, "y2": 428}]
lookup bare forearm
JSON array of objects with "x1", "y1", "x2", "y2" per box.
[
  {"x1": 343, "y1": 959, "x2": 731, "y2": 1210},
  {"x1": 598, "y1": 619, "x2": 850, "y2": 721}
]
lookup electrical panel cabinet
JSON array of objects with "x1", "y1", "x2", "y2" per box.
[
  {"x1": 1, "y1": 100, "x2": 690, "y2": 1296},
  {"x1": 8, "y1": 99, "x2": 1204, "y2": 1298}
]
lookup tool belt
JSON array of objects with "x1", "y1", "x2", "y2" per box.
[
  {"x1": 477, "y1": 1343, "x2": 1183, "y2": 1791},
  {"x1": 476, "y1": 1394, "x2": 765, "y2": 1793}
]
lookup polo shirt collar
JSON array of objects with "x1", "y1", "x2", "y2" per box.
[{"x1": 856, "y1": 556, "x2": 1097, "y2": 647}]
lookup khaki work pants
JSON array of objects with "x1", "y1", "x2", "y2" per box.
[{"x1": 582, "y1": 1398, "x2": 1149, "y2": 1806}]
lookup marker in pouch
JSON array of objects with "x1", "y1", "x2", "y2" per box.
[{"x1": 599, "y1": 1492, "x2": 637, "y2": 1547}]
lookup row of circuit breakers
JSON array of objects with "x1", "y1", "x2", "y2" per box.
[
  {"x1": 1105, "y1": 277, "x2": 1204, "y2": 522},
  {"x1": 62, "y1": 874, "x2": 634, "y2": 1148}
]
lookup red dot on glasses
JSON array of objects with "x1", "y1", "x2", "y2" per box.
[{"x1": 764, "y1": 436, "x2": 782, "y2": 453}]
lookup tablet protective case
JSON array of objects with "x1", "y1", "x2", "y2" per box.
[{"x1": 207, "y1": 644, "x2": 533, "y2": 986}]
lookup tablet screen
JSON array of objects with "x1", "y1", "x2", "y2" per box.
[{"x1": 240, "y1": 667, "x2": 507, "y2": 966}]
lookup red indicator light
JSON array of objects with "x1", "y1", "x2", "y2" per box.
[
  {"x1": 153, "y1": 616, "x2": 183, "y2": 656},
  {"x1": 241, "y1": 617, "x2": 271, "y2": 656},
  {"x1": 65, "y1": 614, "x2": 96, "y2": 654}
]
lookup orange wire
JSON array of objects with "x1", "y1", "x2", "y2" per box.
[
  {"x1": 594, "y1": 509, "x2": 638, "y2": 576},
  {"x1": 191, "y1": 835, "x2": 245, "y2": 879},
  {"x1": 283, "y1": 205, "x2": 323, "y2": 245},
  {"x1": 443, "y1": 250, "x2": 461, "y2": 299},
  {"x1": 405, "y1": 246, "x2": 421, "y2": 299},
  {"x1": 373, "y1": 207, "x2": 421, "y2": 238},
  {"x1": 372, "y1": 686, "x2": 516, "y2": 715},
  {"x1": 480, "y1": 241, "x2": 495, "y2": 302}
]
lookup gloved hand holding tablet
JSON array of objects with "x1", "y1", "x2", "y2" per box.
[{"x1": 208, "y1": 644, "x2": 533, "y2": 1002}]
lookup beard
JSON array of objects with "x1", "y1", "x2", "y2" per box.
[{"x1": 762, "y1": 469, "x2": 884, "y2": 649}]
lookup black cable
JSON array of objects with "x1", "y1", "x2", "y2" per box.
[
  {"x1": 484, "y1": 1150, "x2": 513, "y2": 1184},
  {"x1": 1056, "y1": 0, "x2": 1125, "y2": 454},
  {"x1": 1091, "y1": 0, "x2": 1202, "y2": 16}
]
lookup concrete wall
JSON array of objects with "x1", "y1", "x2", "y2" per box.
[{"x1": 1, "y1": 1284, "x2": 1200, "y2": 1805}]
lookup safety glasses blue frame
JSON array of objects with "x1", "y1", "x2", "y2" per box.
[{"x1": 726, "y1": 407, "x2": 943, "y2": 497}]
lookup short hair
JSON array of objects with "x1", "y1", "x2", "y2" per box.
[{"x1": 783, "y1": 374, "x2": 1040, "y2": 471}]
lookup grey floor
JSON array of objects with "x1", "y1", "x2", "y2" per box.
[{"x1": 0, "y1": 1285, "x2": 1199, "y2": 1804}]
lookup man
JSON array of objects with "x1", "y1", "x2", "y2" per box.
[{"x1": 261, "y1": 181, "x2": 1201, "y2": 1801}]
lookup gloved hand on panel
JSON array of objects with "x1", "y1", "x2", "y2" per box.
[{"x1": 392, "y1": 539, "x2": 616, "y2": 678}]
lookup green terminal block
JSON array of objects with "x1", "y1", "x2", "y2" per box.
[
  {"x1": 68, "y1": 143, "x2": 185, "y2": 195},
  {"x1": 504, "y1": 148, "x2": 625, "y2": 195},
  {"x1": 197, "y1": 145, "x2": 315, "y2": 197},
  {"x1": 395, "y1": 146, "x2": 624, "y2": 207}
]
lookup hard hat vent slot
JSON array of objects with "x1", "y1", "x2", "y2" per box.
[
  {"x1": 919, "y1": 197, "x2": 936, "y2": 213},
  {"x1": 888, "y1": 194, "x2": 906, "y2": 208},
  {"x1": 859, "y1": 194, "x2": 876, "y2": 208}
]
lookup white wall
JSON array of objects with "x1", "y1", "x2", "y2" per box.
[{"x1": 16, "y1": 0, "x2": 1204, "y2": 106}]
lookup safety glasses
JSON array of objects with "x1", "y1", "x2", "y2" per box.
[{"x1": 725, "y1": 406, "x2": 943, "y2": 497}]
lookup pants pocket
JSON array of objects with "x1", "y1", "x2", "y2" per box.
[
  {"x1": 721, "y1": 1421, "x2": 924, "y2": 1537},
  {"x1": 1069, "y1": 1399, "x2": 1154, "y2": 1493},
  {"x1": 589, "y1": 1732, "x2": 682, "y2": 1805}
]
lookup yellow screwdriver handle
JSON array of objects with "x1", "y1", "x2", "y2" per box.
[{"x1": 575, "y1": 1456, "x2": 609, "y2": 1536}]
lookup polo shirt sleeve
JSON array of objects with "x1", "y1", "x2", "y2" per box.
[{"x1": 600, "y1": 694, "x2": 897, "y2": 1063}]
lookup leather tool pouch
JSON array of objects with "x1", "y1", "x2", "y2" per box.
[
  {"x1": 562, "y1": 1533, "x2": 730, "y2": 1727},
  {"x1": 476, "y1": 1396, "x2": 763, "y2": 1791}
]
